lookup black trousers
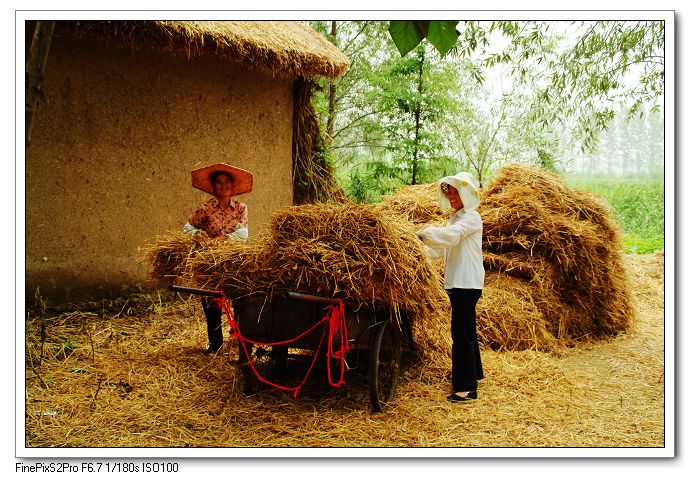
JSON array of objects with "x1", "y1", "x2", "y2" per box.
[
  {"x1": 201, "y1": 297, "x2": 224, "y2": 351},
  {"x1": 447, "y1": 288, "x2": 483, "y2": 392}
]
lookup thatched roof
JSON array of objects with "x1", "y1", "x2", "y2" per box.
[{"x1": 62, "y1": 20, "x2": 349, "y2": 79}]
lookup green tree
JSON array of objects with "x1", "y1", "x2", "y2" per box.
[
  {"x1": 554, "y1": 21, "x2": 663, "y2": 145},
  {"x1": 362, "y1": 42, "x2": 468, "y2": 187},
  {"x1": 311, "y1": 21, "x2": 474, "y2": 199},
  {"x1": 310, "y1": 21, "x2": 395, "y2": 165},
  {"x1": 389, "y1": 20, "x2": 665, "y2": 153},
  {"x1": 311, "y1": 20, "x2": 664, "y2": 200},
  {"x1": 445, "y1": 25, "x2": 564, "y2": 185}
]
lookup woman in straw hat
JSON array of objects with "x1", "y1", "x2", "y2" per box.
[
  {"x1": 417, "y1": 172, "x2": 484, "y2": 402},
  {"x1": 183, "y1": 163, "x2": 253, "y2": 354}
]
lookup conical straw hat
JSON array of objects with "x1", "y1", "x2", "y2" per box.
[{"x1": 191, "y1": 163, "x2": 253, "y2": 196}]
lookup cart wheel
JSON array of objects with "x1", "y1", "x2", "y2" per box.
[
  {"x1": 369, "y1": 318, "x2": 402, "y2": 412},
  {"x1": 237, "y1": 342, "x2": 258, "y2": 394}
]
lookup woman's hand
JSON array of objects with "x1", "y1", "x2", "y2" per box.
[{"x1": 416, "y1": 228, "x2": 430, "y2": 242}]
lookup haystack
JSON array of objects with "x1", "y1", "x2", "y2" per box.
[
  {"x1": 480, "y1": 164, "x2": 633, "y2": 344},
  {"x1": 143, "y1": 163, "x2": 633, "y2": 359},
  {"x1": 144, "y1": 203, "x2": 447, "y2": 329},
  {"x1": 379, "y1": 163, "x2": 634, "y2": 353}
]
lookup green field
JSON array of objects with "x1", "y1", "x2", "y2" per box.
[{"x1": 567, "y1": 177, "x2": 665, "y2": 254}]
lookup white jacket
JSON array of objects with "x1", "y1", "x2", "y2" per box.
[{"x1": 419, "y1": 208, "x2": 484, "y2": 290}]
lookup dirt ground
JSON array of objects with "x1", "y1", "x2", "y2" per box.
[{"x1": 23, "y1": 252, "x2": 666, "y2": 453}]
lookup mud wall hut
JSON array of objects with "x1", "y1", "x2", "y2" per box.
[{"x1": 24, "y1": 20, "x2": 349, "y2": 303}]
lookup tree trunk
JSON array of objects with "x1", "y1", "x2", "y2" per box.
[
  {"x1": 25, "y1": 21, "x2": 56, "y2": 149},
  {"x1": 326, "y1": 21, "x2": 338, "y2": 142},
  {"x1": 411, "y1": 49, "x2": 424, "y2": 185}
]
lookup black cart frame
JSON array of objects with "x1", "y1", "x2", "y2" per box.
[{"x1": 170, "y1": 285, "x2": 413, "y2": 412}]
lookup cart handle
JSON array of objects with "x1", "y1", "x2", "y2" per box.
[
  {"x1": 283, "y1": 291, "x2": 348, "y2": 306},
  {"x1": 168, "y1": 284, "x2": 224, "y2": 298}
]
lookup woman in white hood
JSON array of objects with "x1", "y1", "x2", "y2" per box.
[{"x1": 417, "y1": 172, "x2": 484, "y2": 402}]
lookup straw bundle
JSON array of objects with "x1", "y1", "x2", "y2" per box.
[
  {"x1": 185, "y1": 203, "x2": 447, "y2": 322},
  {"x1": 140, "y1": 231, "x2": 213, "y2": 286},
  {"x1": 376, "y1": 163, "x2": 633, "y2": 353},
  {"x1": 375, "y1": 183, "x2": 445, "y2": 226},
  {"x1": 480, "y1": 163, "x2": 633, "y2": 342}
]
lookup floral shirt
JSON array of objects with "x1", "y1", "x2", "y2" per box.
[{"x1": 188, "y1": 198, "x2": 248, "y2": 239}]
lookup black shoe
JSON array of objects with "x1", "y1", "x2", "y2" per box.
[
  {"x1": 447, "y1": 390, "x2": 477, "y2": 402},
  {"x1": 204, "y1": 344, "x2": 223, "y2": 355}
]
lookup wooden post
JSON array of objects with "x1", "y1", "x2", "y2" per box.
[{"x1": 25, "y1": 21, "x2": 55, "y2": 149}]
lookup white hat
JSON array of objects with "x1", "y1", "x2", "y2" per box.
[{"x1": 437, "y1": 172, "x2": 480, "y2": 212}]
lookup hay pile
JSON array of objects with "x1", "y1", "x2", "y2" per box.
[
  {"x1": 143, "y1": 163, "x2": 633, "y2": 359},
  {"x1": 478, "y1": 164, "x2": 633, "y2": 349},
  {"x1": 143, "y1": 204, "x2": 447, "y2": 328},
  {"x1": 377, "y1": 163, "x2": 633, "y2": 353}
]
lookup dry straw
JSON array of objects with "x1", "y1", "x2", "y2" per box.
[
  {"x1": 62, "y1": 20, "x2": 349, "y2": 80},
  {"x1": 24, "y1": 254, "x2": 664, "y2": 447},
  {"x1": 374, "y1": 183, "x2": 445, "y2": 226},
  {"x1": 141, "y1": 231, "x2": 213, "y2": 286},
  {"x1": 142, "y1": 163, "x2": 633, "y2": 362},
  {"x1": 26, "y1": 166, "x2": 657, "y2": 448},
  {"x1": 479, "y1": 164, "x2": 633, "y2": 348},
  {"x1": 292, "y1": 79, "x2": 348, "y2": 205}
]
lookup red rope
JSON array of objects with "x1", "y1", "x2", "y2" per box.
[
  {"x1": 214, "y1": 293, "x2": 349, "y2": 397},
  {"x1": 326, "y1": 299, "x2": 349, "y2": 387}
]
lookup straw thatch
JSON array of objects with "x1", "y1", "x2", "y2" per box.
[
  {"x1": 293, "y1": 78, "x2": 348, "y2": 204},
  {"x1": 62, "y1": 20, "x2": 349, "y2": 80}
]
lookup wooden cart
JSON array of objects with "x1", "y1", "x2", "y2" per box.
[{"x1": 170, "y1": 285, "x2": 414, "y2": 412}]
